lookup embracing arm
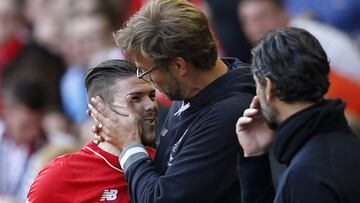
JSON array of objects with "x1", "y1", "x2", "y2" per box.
[
  {"x1": 89, "y1": 96, "x2": 244, "y2": 203},
  {"x1": 122, "y1": 116, "x2": 242, "y2": 203}
]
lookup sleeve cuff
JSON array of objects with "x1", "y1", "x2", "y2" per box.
[
  {"x1": 119, "y1": 144, "x2": 150, "y2": 172},
  {"x1": 238, "y1": 153, "x2": 273, "y2": 191}
]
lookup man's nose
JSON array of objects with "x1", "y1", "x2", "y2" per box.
[{"x1": 144, "y1": 97, "x2": 157, "y2": 112}]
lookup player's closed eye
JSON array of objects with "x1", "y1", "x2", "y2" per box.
[
  {"x1": 131, "y1": 96, "x2": 141, "y2": 102},
  {"x1": 149, "y1": 94, "x2": 156, "y2": 101}
]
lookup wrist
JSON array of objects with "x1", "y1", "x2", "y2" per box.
[
  {"x1": 119, "y1": 144, "x2": 150, "y2": 172},
  {"x1": 115, "y1": 131, "x2": 141, "y2": 150},
  {"x1": 244, "y1": 150, "x2": 268, "y2": 157},
  {"x1": 122, "y1": 137, "x2": 141, "y2": 149}
]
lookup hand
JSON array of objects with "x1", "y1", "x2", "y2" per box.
[
  {"x1": 88, "y1": 96, "x2": 142, "y2": 150},
  {"x1": 236, "y1": 96, "x2": 276, "y2": 157}
]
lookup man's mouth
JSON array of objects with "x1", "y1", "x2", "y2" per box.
[{"x1": 143, "y1": 118, "x2": 156, "y2": 125}]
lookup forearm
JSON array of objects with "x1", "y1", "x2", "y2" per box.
[
  {"x1": 119, "y1": 143, "x2": 240, "y2": 203},
  {"x1": 119, "y1": 144, "x2": 165, "y2": 203}
]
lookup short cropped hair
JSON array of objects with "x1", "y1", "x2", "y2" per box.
[
  {"x1": 114, "y1": 0, "x2": 217, "y2": 70},
  {"x1": 85, "y1": 59, "x2": 137, "y2": 104},
  {"x1": 252, "y1": 27, "x2": 330, "y2": 103}
]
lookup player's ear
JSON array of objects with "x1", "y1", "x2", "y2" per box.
[{"x1": 265, "y1": 77, "x2": 274, "y2": 102}]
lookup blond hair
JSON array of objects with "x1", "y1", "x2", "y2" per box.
[{"x1": 114, "y1": 0, "x2": 217, "y2": 70}]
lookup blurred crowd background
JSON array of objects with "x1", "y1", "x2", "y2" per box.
[{"x1": 0, "y1": 0, "x2": 359, "y2": 202}]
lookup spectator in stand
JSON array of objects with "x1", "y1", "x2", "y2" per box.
[
  {"x1": 0, "y1": 77, "x2": 47, "y2": 202},
  {"x1": 284, "y1": 0, "x2": 360, "y2": 43},
  {"x1": 206, "y1": 0, "x2": 252, "y2": 63},
  {"x1": 6, "y1": 42, "x2": 78, "y2": 144},
  {"x1": 0, "y1": 0, "x2": 28, "y2": 115},
  {"x1": 61, "y1": 12, "x2": 122, "y2": 125},
  {"x1": 0, "y1": 0, "x2": 26, "y2": 73},
  {"x1": 5, "y1": 43, "x2": 66, "y2": 112}
]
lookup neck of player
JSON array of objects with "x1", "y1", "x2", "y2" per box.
[{"x1": 98, "y1": 142, "x2": 121, "y2": 156}]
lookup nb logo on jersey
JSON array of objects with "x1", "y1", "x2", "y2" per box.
[{"x1": 100, "y1": 189, "x2": 118, "y2": 201}]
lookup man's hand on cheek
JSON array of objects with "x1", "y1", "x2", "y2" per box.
[{"x1": 88, "y1": 96, "x2": 142, "y2": 150}]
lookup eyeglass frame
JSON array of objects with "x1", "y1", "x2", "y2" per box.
[{"x1": 136, "y1": 64, "x2": 158, "y2": 82}]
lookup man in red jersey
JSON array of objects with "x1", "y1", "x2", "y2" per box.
[{"x1": 27, "y1": 59, "x2": 157, "y2": 203}]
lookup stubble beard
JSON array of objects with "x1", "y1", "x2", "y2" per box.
[
  {"x1": 163, "y1": 74, "x2": 184, "y2": 101},
  {"x1": 262, "y1": 102, "x2": 279, "y2": 130}
]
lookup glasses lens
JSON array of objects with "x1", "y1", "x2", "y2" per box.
[{"x1": 144, "y1": 73, "x2": 152, "y2": 82}]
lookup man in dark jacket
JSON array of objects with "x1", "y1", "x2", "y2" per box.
[
  {"x1": 236, "y1": 27, "x2": 360, "y2": 203},
  {"x1": 87, "y1": 0, "x2": 255, "y2": 202}
]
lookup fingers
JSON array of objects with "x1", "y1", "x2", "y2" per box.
[
  {"x1": 243, "y1": 108, "x2": 259, "y2": 117},
  {"x1": 98, "y1": 123, "x2": 103, "y2": 131},
  {"x1": 88, "y1": 103, "x2": 108, "y2": 127},
  {"x1": 92, "y1": 125, "x2": 105, "y2": 142},
  {"x1": 249, "y1": 95, "x2": 261, "y2": 109},
  {"x1": 92, "y1": 123, "x2": 113, "y2": 142},
  {"x1": 91, "y1": 125, "x2": 100, "y2": 134},
  {"x1": 86, "y1": 109, "x2": 91, "y2": 117},
  {"x1": 90, "y1": 96, "x2": 111, "y2": 118},
  {"x1": 95, "y1": 125, "x2": 118, "y2": 145},
  {"x1": 236, "y1": 107, "x2": 259, "y2": 131},
  {"x1": 236, "y1": 116, "x2": 253, "y2": 129},
  {"x1": 88, "y1": 95, "x2": 142, "y2": 149},
  {"x1": 111, "y1": 95, "x2": 140, "y2": 122},
  {"x1": 88, "y1": 102, "x2": 121, "y2": 141},
  {"x1": 111, "y1": 105, "x2": 130, "y2": 117},
  {"x1": 93, "y1": 134, "x2": 101, "y2": 144}
]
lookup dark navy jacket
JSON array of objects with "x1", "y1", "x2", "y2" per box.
[
  {"x1": 126, "y1": 58, "x2": 255, "y2": 203},
  {"x1": 238, "y1": 99, "x2": 360, "y2": 203}
]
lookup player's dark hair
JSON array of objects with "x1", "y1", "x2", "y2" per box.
[{"x1": 85, "y1": 59, "x2": 137, "y2": 104}]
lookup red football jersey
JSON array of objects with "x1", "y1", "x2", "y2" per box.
[{"x1": 27, "y1": 142, "x2": 155, "y2": 203}]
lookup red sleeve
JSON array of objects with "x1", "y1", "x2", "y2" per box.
[{"x1": 27, "y1": 156, "x2": 76, "y2": 203}]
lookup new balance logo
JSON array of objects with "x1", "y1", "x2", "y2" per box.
[{"x1": 100, "y1": 189, "x2": 118, "y2": 201}]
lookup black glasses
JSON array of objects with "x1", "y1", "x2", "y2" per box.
[{"x1": 136, "y1": 64, "x2": 158, "y2": 82}]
